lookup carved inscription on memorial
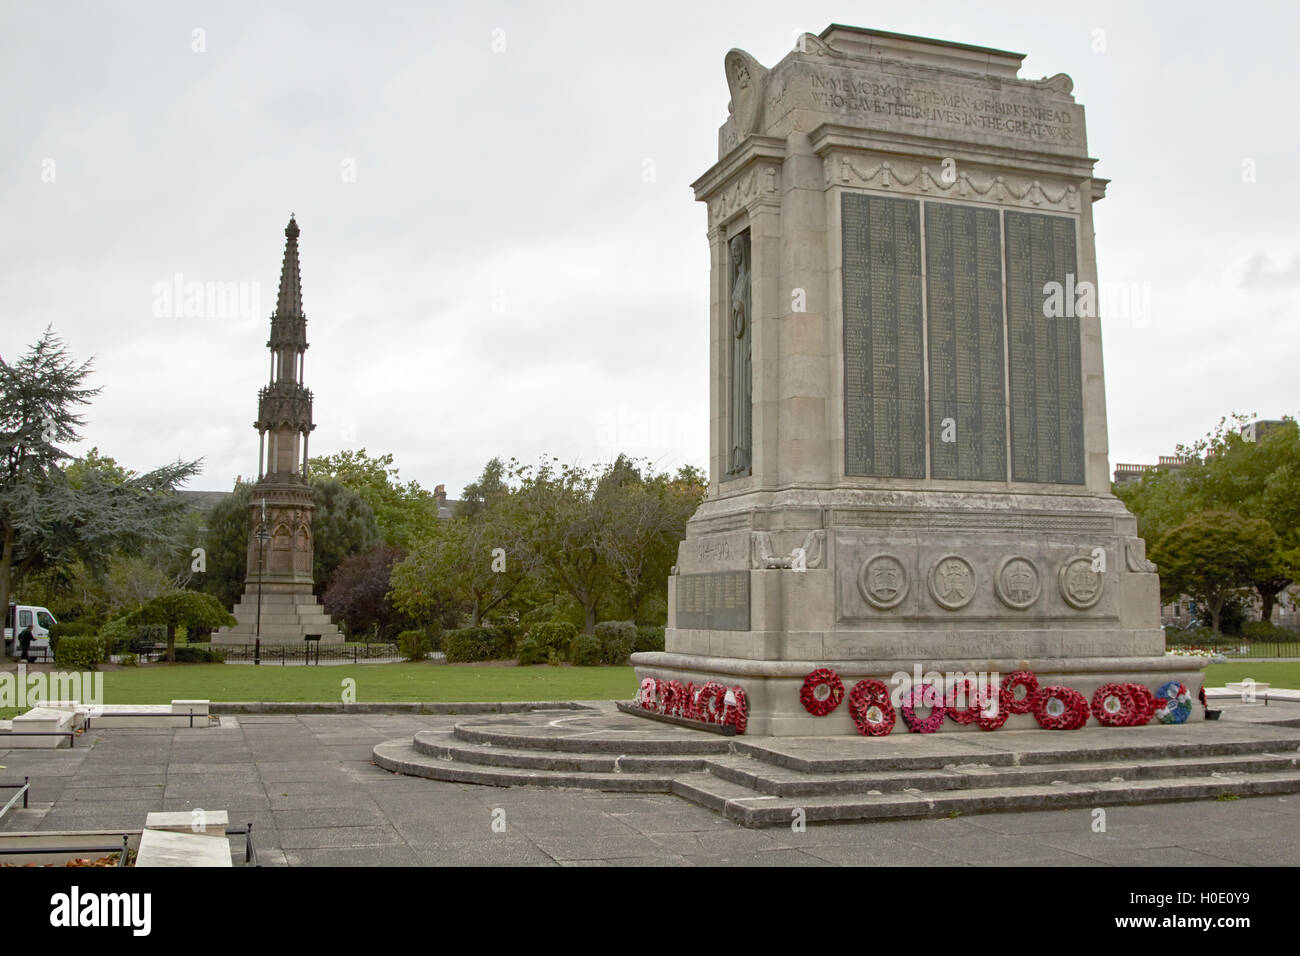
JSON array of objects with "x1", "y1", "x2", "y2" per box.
[
  {"x1": 925, "y1": 202, "x2": 1007, "y2": 480},
  {"x1": 1005, "y1": 211, "x2": 1085, "y2": 484},
  {"x1": 675, "y1": 571, "x2": 750, "y2": 631},
  {"x1": 842, "y1": 194, "x2": 925, "y2": 478}
]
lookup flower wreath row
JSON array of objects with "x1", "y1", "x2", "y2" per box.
[
  {"x1": 800, "y1": 669, "x2": 1195, "y2": 736},
  {"x1": 636, "y1": 677, "x2": 748, "y2": 734}
]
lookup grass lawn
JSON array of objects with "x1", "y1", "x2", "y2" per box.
[
  {"x1": 1203, "y1": 661, "x2": 1300, "y2": 690},
  {"x1": 88, "y1": 662, "x2": 638, "y2": 705}
]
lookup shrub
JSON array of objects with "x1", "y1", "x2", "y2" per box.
[
  {"x1": 1241, "y1": 620, "x2": 1297, "y2": 642},
  {"x1": 595, "y1": 620, "x2": 636, "y2": 665},
  {"x1": 47, "y1": 621, "x2": 96, "y2": 655},
  {"x1": 99, "y1": 617, "x2": 133, "y2": 657},
  {"x1": 443, "y1": 627, "x2": 491, "y2": 662},
  {"x1": 1166, "y1": 626, "x2": 1218, "y2": 646},
  {"x1": 569, "y1": 634, "x2": 601, "y2": 666},
  {"x1": 516, "y1": 636, "x2": 547, "y2": 666},
  {"x1": 397, "y1": 629, "x2": 432, "y2": 661},
  {"x1": 54, "y1": 635, "x2": 105, "y2": 671},
  {"x1": 120, "y1": 653, "x2": 139, "y2": 667},
  {"x1": 170, "y1": 645, "x2": 224, "y2": 663},
  {"x1": 634, "y1": 624, "x2": 666, "y2": 654},
  {"x1": 484, "y1": 625, "x2": 516, "y2": 660},
  {"x1": 528, "y1": 621, "x2": 578, "y2": 660}
]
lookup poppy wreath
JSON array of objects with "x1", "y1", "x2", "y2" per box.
[
  {"x1": 682, "y1": 682, "x2": 700, "y2": 721},
  {"x1": 974, "y1": 684, "x2": 1010, "y2": 731},
  {"x1": 1033, "y1": 685, "x2": 1090, "y2": 730},
  {"x1": 849, "y1": 679, "x2": 896, "y2": 737},
  {"x1": 694, "y1": 681, "x2": 730, "y2": 725},
  {"x1": 1090, "y1": 682, "x2": 1136, "y2": 727},
  {"x1": 1127, "y1": 683, "x2": 1157, "y2": 725},
  {"x1": 1154, "y1": 681, "x2": 1193, "y2": 725},
  {"x1": 663, "y1": 680, "x2": 688, "y2": 718},
  {"x1": 1002, "y1": 671, "x2": 1040, "y2": 714},
  {"x1": 900, "y1": 683, "x2": 946, "y2": 733},
  {"x1": 724, "y1": 685, "x2": 748, "y2": 734},
  {"x1": 945, "y1": 677, "x2": 982, "y2": 725},
  {"x1": 800, "y1": 668, "x2": 845, "y2": 716}
]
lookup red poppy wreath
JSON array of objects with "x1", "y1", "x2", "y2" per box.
[
  {"x1": 849, "y1": 679, "x2": 896, "y2": 736},
  {"x1": 900, "y1": 683, "x2": 946, "y2": 733},
  {"x1": 800, "y1": 668, "x2": 845, "y2": 716}
]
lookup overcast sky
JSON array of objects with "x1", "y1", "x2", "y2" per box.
[{"x1": 2, "y1": 1, "x2": 1296, "y2": 496}]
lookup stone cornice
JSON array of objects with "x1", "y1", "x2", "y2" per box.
[
  {"x1": 810, "y1": 122, "x2": 1098, "y2": 181},
  {"x1": 823, "y1": 148, "x2": 1082, "y2": 213},
  {"x1": 691, "y1": 135, "x2": 786, "y2": 202}
]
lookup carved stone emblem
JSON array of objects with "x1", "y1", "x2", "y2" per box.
[
  {"x1": 1059, "y1": 556, "x2": 1105, "y2": 609},
  {"x1": 995, "y1": 557, "x2": 1041, "y2": 610},
  {"x1": 928, "y1": 555, "x2": 975, "y2": 610},
  {"x1": 859, "y1": 554, "x2": 908, "y2": 610}
]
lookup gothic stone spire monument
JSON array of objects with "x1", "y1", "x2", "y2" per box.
[
  {"x1": 214, "y1": 216, "x2": 344, "y2": 645},
  {"x1": 631, "y1": 25, "x2": 1204, "y2": 735}
]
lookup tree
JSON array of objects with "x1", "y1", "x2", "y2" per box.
[
  {"x1": 1118, "y1": 414, "x2": 1300, "y2": 621},
  {"x1": 126, "y1": 590, "x2": 237, "y2": 662},
  {"x1": 199, "y1": 481, "x2": 255, "y2": 610},
  {"x1": 390, "y1": 458, "x2": 542, "y2": 626},
  {"x1": 308, "y1": 449, "x2": 438, "y2": 549},
  {"x1": 508, "y1": 458, "x2": 614, "y2": 633},
  {"x1": 322, "y1": 545, "x2": 413, "y2": 639},
  {"x1": 0, "y1": 329, "x2": 200, "y2": 619},
  {"x1": 1150, "y1": 510, "x2": 1278, "y2": 634},
  {"x1": 592, "y1": 458, "x2": 704, "y2": 622},
  {"x1": 309, "y1": 477, "x2": 381, "y2": 592}
]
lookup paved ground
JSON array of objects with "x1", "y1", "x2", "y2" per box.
[{"x1": 3, "y1": 711, "x2": 1300, "y2": 866}]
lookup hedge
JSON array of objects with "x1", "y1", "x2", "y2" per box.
[
  {"x1": 527, "y1": 621, "x2": 577, "y2": 660},
  {"x1": 634, "y1": 625, "x2": 666, "y2": 653},
  {"x1": 53, "y1": 635, "x2": 106, "y2": 671},
  {"x1": 595, "y1": 621, "x2": 636, "y2": 665},
  {"x1": 569, "y1": 634, "x2": 601, "y2": 666}
]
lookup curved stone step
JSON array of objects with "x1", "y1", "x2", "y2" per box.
[
  {"x1": 451, "y1": 712, "x2": 733, "y2": 755},
  {"x1": 372, "y1": 740, "x2": 677, "y2": 792},
  {"x1": 673, "y1": 769, "x2": 1300, "y2": 827},
  {"x1": 411, "y1": 730, "x2": 710, "y2": 774}
]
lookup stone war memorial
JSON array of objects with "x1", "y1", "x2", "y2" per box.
[
  {"x1": 630, "y1": 24, "x2": 1204, "y2": 735},
  {"x1": 374, "y1": 25, "x2": 1300, "y2": 827},
  {"x1": 214, "y1": 216, "x2": 344, "y2": 646}
]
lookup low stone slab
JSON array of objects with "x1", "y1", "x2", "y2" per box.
[
  {"x1": 136, "y1": 827, "x2": 232, "y2": 867},
  {"x1": 3, "y1": 707, "x2": 75, "y2": 748}
]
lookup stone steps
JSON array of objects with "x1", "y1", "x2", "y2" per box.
[
  {"x1": 412, "y1": 730, "x2": 710, "y2": 774},
  {"x1": 372, "y1": 739, "x2": 677, "y2": 792},
  {"x1": 671, "y1": 769, "x2": 1300, "y2": 828},
  {"x1": 701, "y1": 750, "x2": 1300, "y2": 797},
  {"x1": 371, "y1": 705, "x2": 1300, "y2": 827}
]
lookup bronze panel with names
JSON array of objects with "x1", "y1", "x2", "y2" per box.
[
  {"x1": 842, "y1": 193, "x2": 925, "y2": 478},
  {"x1": 925, "y1": 202, "x2": 1007, "y2": 480},
  {"x1": 675, "y1": 571, "x2": 750, "y2": 631},
  {"x1": 1005, "y1": 211, "x2": 1085, "y2": 484}
]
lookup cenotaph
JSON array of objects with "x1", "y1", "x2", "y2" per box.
[{"x1": 632, "y1": 25, "x2": 1203, "y2": 735}]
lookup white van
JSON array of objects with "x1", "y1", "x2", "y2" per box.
[{"x1": 4, "y1": 603, "x2": 57, "y2": 659}]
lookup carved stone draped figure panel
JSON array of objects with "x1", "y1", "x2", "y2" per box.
[{"x1": 726, "y1": 231, "x2": 753, "y2": 478}]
